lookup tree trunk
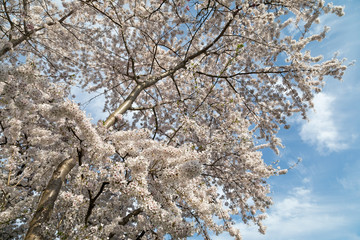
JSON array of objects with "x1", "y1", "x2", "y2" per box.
[{"x1": 25, "y1": 157, "x2": 77, "y2": 240}]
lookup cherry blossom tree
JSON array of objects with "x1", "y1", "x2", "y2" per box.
[{"x1": 0, "y1": 0, "x2": 347, "y2": 239}]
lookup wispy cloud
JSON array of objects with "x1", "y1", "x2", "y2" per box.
[
  {"x1": 212, "y1": 185, "x2": 358, "y2": 240},
  {"x1": 338, "y1": 158, "x2": 360, "y2": 194},
  {"x1": 299, "y1": 92, "x2": 348, "y2": 153}
]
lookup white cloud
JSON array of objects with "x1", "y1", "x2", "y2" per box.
[
  {"x1": 339, "y1": 176, "x2": 360, "y2": 194},
  {"x1": 239, "y1": 187, "x2": 348, "y2": 240},
  {"x1": 299, "y1": 93, "x2": 348, "y2": 153},
  {"x1": 212, "y1": 185, "x2": 358, "y2": 240}
]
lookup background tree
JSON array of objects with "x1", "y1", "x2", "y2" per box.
[{"x1": 0, "y1": 0, "x2": 347, "y2": 239}]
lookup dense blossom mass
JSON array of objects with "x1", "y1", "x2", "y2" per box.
[{"x1": 0, "y1": 0, "x2": 347, "y2": 239}]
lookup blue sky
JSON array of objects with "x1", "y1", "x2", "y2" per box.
[{"x1": 72, "y1": 1, "x2": 360, "y2": 239}]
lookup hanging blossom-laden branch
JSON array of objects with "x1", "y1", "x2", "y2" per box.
[
  {"x1": 0, "y1": 0, "x2": 348, "y2": 239},
  {"x1": 0, "y1": 0, "x2": 76, "y2": 58}
]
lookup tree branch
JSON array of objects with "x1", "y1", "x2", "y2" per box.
[
  {"x1": 136, "y1": 230, "x2": 146, "y2": 240},
  {"x1": 0, "y1": 9, "x2": 74, "y2": 58},
  {"x1": 24, "y1": 157, "x2": 77, "y2": 240},
  {"x1": 103, "y1": 83, "x2": 145, "y2": 128},
  {"x1": 195, "y1": 69, "x2": 291, "y2": 78},
  {"x1": 84, "y1": 182, "x2": 109, "y2": 225},
  {"x1": 118, "y1": 208, "x2": 142, "y2": 226}
]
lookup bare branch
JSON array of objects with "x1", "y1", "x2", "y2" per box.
[
  {"x1": 85, "y1": 182, "x2": 109, "y2": 225},
  {"x1": 118, "y1": 208, "x2": 142, "y2": 226}
]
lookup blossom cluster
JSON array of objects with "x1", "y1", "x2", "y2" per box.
[{"x1": 0, "y1": 0, "x2": 348, "y2": 239}]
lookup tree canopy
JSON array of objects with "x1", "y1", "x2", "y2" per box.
[{"x1": 0, "y1": 0, "x2": 347, "y2": 239}]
